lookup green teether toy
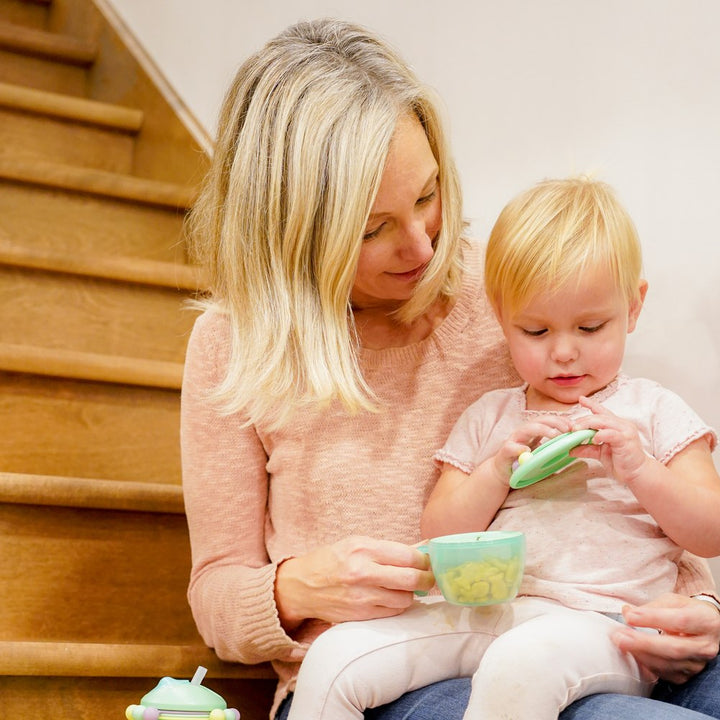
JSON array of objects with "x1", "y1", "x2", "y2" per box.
[{"x1": 509, "y1": 429, "x2": 597, "y2": 489}]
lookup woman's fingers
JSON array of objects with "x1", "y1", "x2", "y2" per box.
[
  {"x1": 612, "y1": 595, "x2": 720, "y2": 683},
  {"x1": 276, "y1": 536, "x2": 436, "y2": 626},
  {"x1": 613, "y1": 627, "x2": 713, "y2": 683}
]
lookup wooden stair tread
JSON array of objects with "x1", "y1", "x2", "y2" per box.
[
  {"x1": 0, "y1": 19, "x2": 95, "y2": 66},
  {"x1": 0, "y1": 236, "x2": 206, "y2": 290},
  {"x1": 0, "y1": 156, "x2": 196, "y2": 209},
  {"x1": 0, "y1": 80, "x2": 143, "y2": 131},
  {"x1": 0, "y1": 342, "x2": 184, "y2": 388},
  {"x1": 0, "y1": 641, "x2": 275, "y2": 680},
  {"x1": 0, "y1": 471, "x2": 184, "y2": 513}
]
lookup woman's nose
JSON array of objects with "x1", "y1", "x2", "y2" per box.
[{"x1": 398, "y1": 220, "x2": 434, "y2": 264}]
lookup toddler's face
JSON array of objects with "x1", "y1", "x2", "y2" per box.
[{"x1": 499, "y1": 266, "x2": 645, "y2": 411}]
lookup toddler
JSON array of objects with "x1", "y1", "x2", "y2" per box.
[{"x1": 286, "y1": 177, "x2": 720, "y2": 719}]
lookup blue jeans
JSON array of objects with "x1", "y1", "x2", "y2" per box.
[{"x1": 275, "y1": 656, "x2": 720, "y2": 719}]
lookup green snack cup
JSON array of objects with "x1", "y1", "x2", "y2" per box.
[{"x1": 419, "y1": 531, "x2": 525, "y2": 606}]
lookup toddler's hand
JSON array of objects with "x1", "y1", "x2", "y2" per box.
[
  {"x1": 571, "y1": 395, "x2": 649, "y2": 483},
  {"x1": 495, "y1": 416, "x2": 573, "y2": 482}
]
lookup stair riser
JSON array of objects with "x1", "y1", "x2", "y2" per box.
[
  {"x1": 0, "y1": 502, "x2": 198, "y2": 644},
  {"x1": 0, "y1": 46, "x2": 86, "y2": 95},
  {"x1": 0, "y1": 180, "x2": 189, "y2": 262},
  {"x1": 0, "y1": 0, "x2": 50, "y2": 30},
  {"x1": 0, "y1": 373, "x2": 182, "y2": 482},
  {"x1": 0, "y1": 107, "x2": 135, "y2": 172},
  {"x1": 0, "y1": 676, "x2": 275, "y2": 720},
  {"x1": 0, "y1": 266, "x2": 198, "y2": 363}
]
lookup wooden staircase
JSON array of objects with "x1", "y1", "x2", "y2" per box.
[{"x1": 0, "y1": 0, "x2": 276, "y2": 717}]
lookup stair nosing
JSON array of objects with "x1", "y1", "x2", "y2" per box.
[
  {"x1": 0, "y1": 342, "x2": 184, "y2": 389},
  {"x1": 0, "y1": 471, "x2": 184, "y2": 514},
  {"x1": 0, "y1": 641, "x2": 276, "y2": 679},
  {"x1": 0, "y1": 81, "x2": 143, "y2": 132},
  {"x1": 0, "y1": 157, "x2": 196, "y2": 209},
  {"x1": 0, "y1": 20, "x2": 96, "y2": 66},
  {"x1": 0, "y1": 236, "x2": 207, "y2": 291}
]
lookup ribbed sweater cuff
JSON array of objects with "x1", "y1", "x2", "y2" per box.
[{"x1": 230, "y1": 562, "x2": 306, "y2": 660}]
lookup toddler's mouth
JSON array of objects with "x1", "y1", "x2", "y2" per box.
[{"x1": 551, "y1": 375, "x2": 585, "y2": 387}]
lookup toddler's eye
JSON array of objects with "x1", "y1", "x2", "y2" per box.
[
  {"x1": 522, "y1": 328, "x2": 547, "y2": 337},
  {"x1": 579, "y1": 323, "x2": 605, "y2": 333}
]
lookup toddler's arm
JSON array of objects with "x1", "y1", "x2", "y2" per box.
[
  {"x1": 572, "y1": 395, "x2": 720, "y2": 557},
  {"x1": 421, "y1": 416, "x2": 571, "y2": 538}
]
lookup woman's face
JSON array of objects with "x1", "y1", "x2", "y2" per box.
[{"x1": 351, "y1": 114, "x2": 442, "y2": 311}]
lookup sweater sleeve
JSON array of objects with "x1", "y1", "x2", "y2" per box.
[{"x1": 181, "y1": 311, "x2": 306, "y2": 664}]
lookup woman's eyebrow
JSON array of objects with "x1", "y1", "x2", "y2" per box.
[{"x1": 368, "y1": 168, "x2": 439, "y2": 221}]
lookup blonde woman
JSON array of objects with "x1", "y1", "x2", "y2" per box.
[{"x1": 181, "y1": 19, "x2": 720, "y2": 720}]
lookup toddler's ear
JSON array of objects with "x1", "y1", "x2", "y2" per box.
[{"x1": 627, "y1": 279, "x2": 648, "y2": 332}]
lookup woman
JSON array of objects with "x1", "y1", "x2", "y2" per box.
[{"x1": 181, "y1": 17, "x2": 720, "y2": 720}]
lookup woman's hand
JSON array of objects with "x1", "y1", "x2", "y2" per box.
[
  {"x1": 274, "y1": 535, "x2": 434, "y2": 632},
  {"x1": 612, "y1": 593, "x2": 720, "y2": 684}
]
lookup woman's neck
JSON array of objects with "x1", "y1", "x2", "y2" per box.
[{"x1": 352, "y1": 296, "x2": 453, "y2": 350}]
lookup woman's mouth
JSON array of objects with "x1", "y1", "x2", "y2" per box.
[{"x1": 389, "y1": 263, "x2": 428, "y2": 282}]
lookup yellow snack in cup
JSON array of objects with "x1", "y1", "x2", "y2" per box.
[{"x1": 426, "y1": 532, "x2": 525, "y2": 606}]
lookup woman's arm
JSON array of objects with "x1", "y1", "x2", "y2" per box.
[{"x1": 182, "y1": 312, "x2": 299, "y2": 664}]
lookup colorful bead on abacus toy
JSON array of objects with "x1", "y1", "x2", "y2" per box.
[{"x1": 125, "y1": 666, "x2": 240, "y2": 720}]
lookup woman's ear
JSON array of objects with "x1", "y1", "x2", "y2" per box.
[{"x1": 627, "y1": 279, "x2": 649, "y2": 333}]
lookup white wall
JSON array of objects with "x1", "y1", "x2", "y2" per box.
[{"x1": 104, "y1": 0, "x2": 720, "y2": 579}]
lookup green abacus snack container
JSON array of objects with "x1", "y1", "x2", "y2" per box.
[
  {"x1": 125, "y1": 666, "x2": 240, "y2": 720},
  {"x1": 426, "y1": 531, "x2": 525, "y2": 606}
]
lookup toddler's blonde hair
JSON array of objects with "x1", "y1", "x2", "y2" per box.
[{"x1": 485, "y1": 176, "x2": 643, "y2": 317}]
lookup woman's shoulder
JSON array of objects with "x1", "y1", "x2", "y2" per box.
[
  {"x1": 459, "y1": 238, "x2": 490, "y2": 310},
  {"x1": 185, "y1": 307, "x2": 232, "y2": 379},
  {"x1": 460, "y1": 237, "x2": 484, "y2": 288},
  {"x1": 435, "y1": 238, "x2": 497, "y2": 338},
  {"x1": 189, "y1": 306, "x2": 231, "y2": 345}
]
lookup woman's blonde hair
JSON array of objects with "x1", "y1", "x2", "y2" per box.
[
  {"x1": 484, "y1": 176, "x2": 643, "y2": 317},
  {"x1": 189, "y1": 18, "x2": 464, "y2": 427}
]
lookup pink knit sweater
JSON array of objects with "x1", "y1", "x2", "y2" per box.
[{"x1": 180, "y1": 241, "x2": 713, "y2": 717}]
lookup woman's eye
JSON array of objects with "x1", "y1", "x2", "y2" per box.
[
  {"x1": 362, "y1": 224, "x2": 384, "y2": 241},
  {"x1": 417, "y1": 189, "x2": 437, "y2": 206}
]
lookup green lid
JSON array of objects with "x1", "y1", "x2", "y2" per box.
[{"x1": 509, "y1": 429, "x2": 596, "y2": 489}]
